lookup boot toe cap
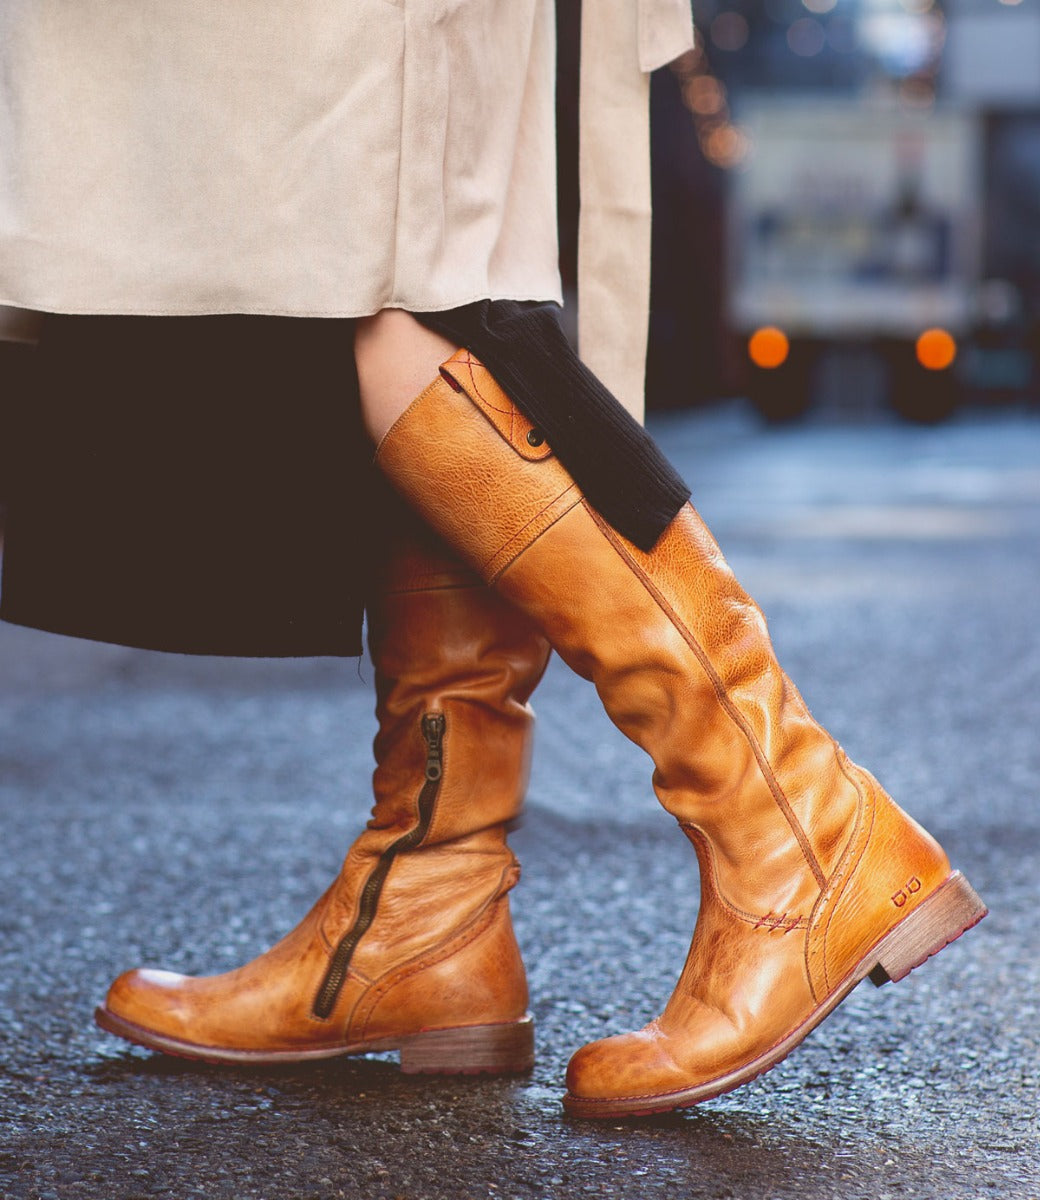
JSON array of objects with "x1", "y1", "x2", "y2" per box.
[
  {"x1": 564, "y1": 1021, "x2": 692, "y2": 1109},
  {"x1": 99, "y1": 968, "x2": 199, "y2": 1045}
]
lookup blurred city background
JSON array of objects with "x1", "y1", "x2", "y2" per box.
[{"x1": 558, "y1": 0, "x2": 1040, "y2": 423}]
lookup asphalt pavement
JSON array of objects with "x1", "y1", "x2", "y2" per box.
[{"x1": 1, "y1": 400, "x2": 1038, "y2": 1200}]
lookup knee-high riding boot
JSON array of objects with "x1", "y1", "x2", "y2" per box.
[
  {"x1": 95, "y1": 513, "x2": 551, "y2": 1073},
  {"x1": 375, "y1": 350, "x2": 987, "y2": 1115}
]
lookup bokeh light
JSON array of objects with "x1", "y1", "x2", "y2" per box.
[
  {"x1": 916, "y1": 328, "x2": 957, "y2": 370},
  {"x1": 711, "y1": 12, "x2": 751, "y2": 52},
  {"x1": 749, "y1": 327, "x2": 791, "y2": 368},
  {"x1": 703, "y1": 122, "x2": 752, "y2": 167},
  {"x1": 684, "y1": 75, "x2": 727, "y2": 115},
  {"x1": 672, "y1": 33, "x2": 751, "y2": 169}
]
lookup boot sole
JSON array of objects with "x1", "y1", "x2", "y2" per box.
[
  {"x1": 94, "y1": 1006, "x2": 535, "y2": 1076},
  {"x1": 563, "y1": 870, "x2": 986, "y2": 1118}
]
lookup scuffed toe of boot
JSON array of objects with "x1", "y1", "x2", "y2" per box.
[
  {"x1": 96, "y1": 968, "x2": 206, "y2": 1057},
  {"x1": 562, "y1": 915, "x2": 825, "y2": 1118},
  {"x1": 93, "y1": 896, "x2": 356, "y2": 1063},
  {"x1": 563, "y1": 1021, "x2": 698, "y2": 1118}
]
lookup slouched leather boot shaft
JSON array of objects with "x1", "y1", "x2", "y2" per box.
[
  {"x1": 96, "y1": 514, "x2": 551, "y2": 1073},
  {"x1": 375, "y1": 350, "x2": 986, "y2": 1115}
]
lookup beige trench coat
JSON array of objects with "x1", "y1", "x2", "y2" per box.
[{"x1": 0, "y1": 0, "x2": 691, "y2": 415}]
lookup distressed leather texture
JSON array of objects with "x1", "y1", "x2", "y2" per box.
[
  {"x1": 379, "y1": 367, "x2": 580, "y2": 583},
  {"x1": 99, "y1": 519, "x2": 550, "y2": 1058},
  {"x1": 377, "y1": 356, "x2": 963, "y2": 1107}
]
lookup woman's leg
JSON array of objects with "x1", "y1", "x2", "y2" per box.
[
  {"x1": 356, "y1": 309, "x2": 459, "y2": 443},
  {"x1": 366, "y1": 337, "x2": 987, "y2": 1117}
]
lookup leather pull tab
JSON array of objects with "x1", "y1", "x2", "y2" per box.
[{"x1": 439, "y1": 351, "x2": 553, "y2": 462}]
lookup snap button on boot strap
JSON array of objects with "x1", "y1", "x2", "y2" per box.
[{"x1": 438, "y1": 353, "x2": 554, "y2": 463}]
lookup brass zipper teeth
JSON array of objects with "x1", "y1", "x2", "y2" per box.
[{"x1": 312, "y1": 713, "x2": 445, "y2": 1020}]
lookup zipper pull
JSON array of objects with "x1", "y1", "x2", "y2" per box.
[{"x1": 422, "y1": 713, "x2": 446, "y2": 782}]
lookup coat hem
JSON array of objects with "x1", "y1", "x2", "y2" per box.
[{"x1": 0, "y1": 290, "x2": 565, "y2": 321}]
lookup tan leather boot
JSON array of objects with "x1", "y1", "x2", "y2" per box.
[
  {"x1": 375, "y1": 350, "x2": 987, "y2": 1114},
  {"x1": 95, "y1": 515, "x2": 551, "y2": 1073}
]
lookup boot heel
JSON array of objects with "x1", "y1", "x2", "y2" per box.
[
  {"x1": 397, "y1": 1016, "x2": 535, "y2": 1075},
  {"x1": 868, "y1": 871, "x2": 987, "y2": 987}
]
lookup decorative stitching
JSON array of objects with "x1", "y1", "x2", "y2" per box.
[
  {"x1": 462, "y1": 353, "x2": 513, "y2": 420},
  {"x1": 443, "y1": 352, "x2": 552, "y2": 461},
  {"x1": 485, "y1": 487, "x2": 581, "y2": 581},
  {"x1": 752, "y1": 912, "x2": 805, "y2": 934},
  {"x1": 681, "y1": 823, "x2": 808, "y2": 929}
]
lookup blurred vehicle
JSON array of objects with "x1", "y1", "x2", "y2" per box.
[{"x1": 728, "y1": 98, "x2": 981, "y2": 421}]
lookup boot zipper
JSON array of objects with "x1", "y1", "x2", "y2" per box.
[{"x1": 312, "y1": 712, "x2": 446, "y2": 1020}]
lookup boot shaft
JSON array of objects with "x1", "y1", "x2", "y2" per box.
[
  {"x1": 376, "y1": 352, "x2": 866, "y2": 922},
  {"x1": 316, "y1": 513, "x2": 551, "y2": 1013}
]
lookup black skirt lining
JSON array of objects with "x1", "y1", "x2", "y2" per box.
[{"x1": 1, "y1": 304, "x2": 689, "y2": 656}]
